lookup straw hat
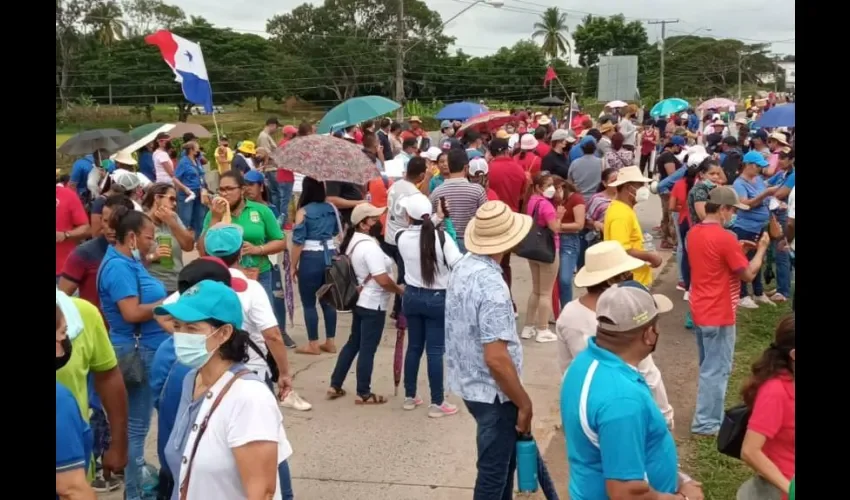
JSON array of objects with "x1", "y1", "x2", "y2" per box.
[
  {"x1": 607, "y1": 166, "x2": 653, "y2": 187},
  {"x1": 768, "y1": 132, "x2": 789, "y2": 146},
  {"x1": 495, "y1": 129, "x2": 510, "y2": 139},
  {"x1": 599, "y1": 122, "x2": 616, "y2": 134},
  {"x1": 464, "y1": 201, "x2": 533, "y2": 255},
  {"x1": 537, "y1": 115, "x2": 551, "y2": 126},
  {"x1": 574, "y1": 241, "x2": 647, "y2": 288},
  {"x1": 112, "y1": 149, "x2": 137, "y2": 166}
]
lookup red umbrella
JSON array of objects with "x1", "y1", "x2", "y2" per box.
[
  {"x1": 457, "y1": 111, "x2": 513, "y2": 136},
  {"x1": 393, "y1": 313, "x2": 407, "y2": 396}
]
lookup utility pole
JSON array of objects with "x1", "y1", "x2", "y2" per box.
[
  {"x1": 648, "y1": 19, "x2": 678, "y2": 101},
  {"x1": 773, "y1": 55, "x2": 779, "y2": 92},
  {"x1": 394, "y1": 0, "x2": 405, "y2": 121},
  {"x1": 737, "y1": 51, "x2": 743, "y2": 101}
]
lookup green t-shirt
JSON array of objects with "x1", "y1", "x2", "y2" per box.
[
  {"x1": 788, "y1": 477, "x2": 795, "y2": 500},
  {"x1": 203, "y1": 199, "x2": 283, "y2": 273}
]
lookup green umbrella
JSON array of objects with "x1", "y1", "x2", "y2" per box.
[
  {"x1": 316, "y1": 96, "x2": 401, "y2": 134},
  {"x1": 129, "y1": 123, "x2": 171, "y2": 141}
]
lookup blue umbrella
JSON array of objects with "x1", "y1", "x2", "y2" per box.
[
  {"x1": 317, "y1": 96, "x2": 401, "y2": 134},
  {"x1": 755, "y1": 103, "x2": 795, "y2": 128},
  {"x1": 435, "y1": 101, "x2": 488, "y2": 121},
  {"x1": 650, "y1": 98, "x2": 689, "y2": 118}
]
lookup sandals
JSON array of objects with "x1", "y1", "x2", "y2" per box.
[
  {"x1": 326, "y1": 387, "x2": 346, "y2": 400},
  {"x1": 355, "y1": 393, "x2": 387, "y2": 405}
]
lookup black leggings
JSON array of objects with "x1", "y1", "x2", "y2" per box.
[
  {"x1": 679, "y1": 218, "x2": 691, "y2": 290},
  {"x1": 639, "y1": 153, "x2": 653, "y2": 175}
]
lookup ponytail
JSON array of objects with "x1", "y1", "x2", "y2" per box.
[{"x1": 418, "y1": 216, "x2": 438, "y2": 287}]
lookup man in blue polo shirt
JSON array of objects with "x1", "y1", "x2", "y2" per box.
[{"x1": 560, "y1": 282, "x2": 703, "y2": 500}]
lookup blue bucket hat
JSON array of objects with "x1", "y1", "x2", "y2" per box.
[
  {"x1": 244, "y1": 170, "x2": 264, "y2": 184},
  {"x1": 742, "y1": 150, "x2": 769, "y2": 168},
  {"x1": 154, "y1": 279, "x2": 243, "y2": 327},
  {"x1": 204, "y1": 223, "x2": 244, "y2": 257}
]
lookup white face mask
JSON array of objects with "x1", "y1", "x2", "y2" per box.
[
  {"x1": 635, "y1": 186, "x2": 651, "y2": 203},
  {"x1": 542, "y1": 186, "x2": 556, "y2": 199}
]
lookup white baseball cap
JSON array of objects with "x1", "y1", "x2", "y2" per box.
[
  {"x1": 399, "y1": 193, "x2": 433, "y2": 220},
  {"x1": 468, "y1": 158, "x2": 489, "y2": 176},
  {"x1": 421, "y1": 146, "x2": 442, "y2": 162}
]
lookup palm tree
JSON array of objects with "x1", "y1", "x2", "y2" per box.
[
  {"x1": 85, "y1": 1, "x2": 127, "y2": 47},
  {"x1": 532, "y1": 7, "x2": 571, "y2": 62}
]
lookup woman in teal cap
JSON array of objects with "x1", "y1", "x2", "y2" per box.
[{"x1": 156, "y1": 280, "x2": 292, "y2": 500}]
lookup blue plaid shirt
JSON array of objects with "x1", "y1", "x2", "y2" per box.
[{"x1": 445, "y1": 253, "x2": 523, "y2": 404}]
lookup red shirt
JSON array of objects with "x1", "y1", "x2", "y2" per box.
[
  {"x1": 56, "y1": 186, "x2": 89, "y2": 276},
  {"x1": 748, "y1": 374, "x2": 795, "y2": 487},
  {"x1": 514, "y1": 151, "x2": 542, "y2": 178},
  {"x1": 275, "y1": 138, "x2": 296, "y2": 183},
  {"x1": 640, "y1": 127, "x2": 657, "y2": 156},
  {"x1": 686, "y1": 222, "x2": 749, "y2": 326},
  {"x1": 561, "y1": 192, "x2": 585, "y2": 223},
  {"x1": 487, "y1": 156, "x2": 527, "y2": 212},
  {"x1": 535, "y1": 142, "x2": 551, "y2": 157},
  {"x1": 670, "y1": 179, "x2": 690, "y2": 225},
  {"x1": 486, "y1": 188, "x2": 499, "y2": 201}
]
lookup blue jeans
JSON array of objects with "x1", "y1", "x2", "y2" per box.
[
  {"x1": 577, "y1": 229, "x2": 591, "y2": 269},
  {"x1": 277, "y1": 181, "x2": 294, "y2": 226},
  {"x1": 732, "y1": 227, "x2": 763, "y2": 298},
  {"x1": 691, "y1": 324, "x2": 736, "y2": 435},
  {"x1": 177, "y1": 189, "x2": 207, "y2": 238},
  {"x1": 464, "y1": 398, "x2": 519, "y2": 500},
  {"x1": 771, "y1": 210, "x2": 792, "y2": 297},
  {"x1": 558, "y1": 233, "x2": 581, "y2": 308},
  {"x1": 114, "y1": 343, "x2": 158, "y2": 500},
  {"x1": 278, "y1": 461, "x2": 294, "y2": 500},
  {"x1": 298, "y1": 250, "x2": 337, "y2": 341},
  {"x1": 265, "y1": 172, "x2": 281, "y2": 217},
  {"x1": 258, "y1": 268, "x2": 286, "y2": 330},
  {"x1": 402, "y1": 287, "x2": 446, "y2": 405},
  {"x1": 678, "y1": 218, "x2": 691, "y2": 289},
  {"x1": 329, "y1": 306, "x2": 387, "y2": 397}
]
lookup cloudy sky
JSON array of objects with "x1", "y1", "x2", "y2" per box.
[{"x1": 169, "y1": 0, "x2": 795, "y2": 58}]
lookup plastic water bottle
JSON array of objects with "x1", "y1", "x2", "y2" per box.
[
  {"x1": 516, "y1": 434, "x2": 539, "y2": 493},
  {"x1": 138, "y1": 457, "x2": 159, "y2": 498}
]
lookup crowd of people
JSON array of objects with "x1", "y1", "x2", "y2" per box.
[{"x1": 56, "y1": 97, "x2": 794, "y2": 500}]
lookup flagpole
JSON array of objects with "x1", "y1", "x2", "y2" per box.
[{"x1": 567, "y1": 92, "x2": 576, "y2": 129}]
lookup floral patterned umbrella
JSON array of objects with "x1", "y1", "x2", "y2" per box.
[
  {"x1": 270, "y1": 134, "x2": 381, "y2": 185},
  {"x1": 457, "y1": 111, "x2": 513, "y2": 136}
]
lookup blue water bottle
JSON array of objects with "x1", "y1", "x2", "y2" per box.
[{"x1": 516, "y1": 434, "x2": 539, "y2": 493}]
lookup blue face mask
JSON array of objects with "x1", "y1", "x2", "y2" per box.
[
  {"x1": 173, "y1": 331, "x2": 217, "y2": 368},
  {"x1": 724, "y1": 214, "x2": 737, "y2": 228},
  {"x1": 131, "y1": 248, "x2": 142, "y2": 260},
  {"x1": 703, "y1": 180, "x2": 716, "y2": 189}
]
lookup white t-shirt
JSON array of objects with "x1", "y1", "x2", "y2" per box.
[
  {"x1": 178, "y1": 371, "x2": 291, "y2": 500},
  {"x1": 555, "y1": 298, "x2": 674, "y2": 427},
  {"x1": 397, "y1": 227, "x2": 462, "y2": 289},
  {"x1": 787, "y1": 187, "x2": 795, "y2": 251},
  {"x1": 163, "y1": 268, "x2": 278, "y2": 378},
  {"x1": 347, "y1": 233, "x2": 394, "y2": 310},
  {"x1": 385, "y1": 179, "x2": 421, "y2": 246},
  {"x1": 153, "y1": 149, "x2": 173, "y2": 184}
]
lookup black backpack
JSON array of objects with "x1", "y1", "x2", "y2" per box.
[
  {"x1": 316, "y1": 240, "x2": 371, "y2": 311},
  {"x1": 721, "y1": 150, "x2": 743, "y2": 185},
  {"x1": 716, "y1": 403, "x2": 751, "y2": 459}
]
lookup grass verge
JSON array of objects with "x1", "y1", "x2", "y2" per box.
[{"x1": 688, "y1": 300, "x2": 793, "y2": 499}]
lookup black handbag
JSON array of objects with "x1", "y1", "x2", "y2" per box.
[
  {"x1": 514, "y1": 199, "x2": 556, "y2": 263},
  {"x1": 97, "y1": 258, "x2": 146, "y2": 387},
  {"x1": 716, "y1": 403, "x2": 751, "y2": 459}
]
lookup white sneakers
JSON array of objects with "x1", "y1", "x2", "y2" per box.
[
  {"x1": 738, "y1": 297, "x2": 759, "y2": 309},
  {"x1": 520, "y1": 326, "x2": 558, "y2": 343},
  {"x1": 281, "y1": 391, "x2": 312, "y2": 411},
  {"x1": 754, "y1": 294, "x2": 777, "y2": 306}
]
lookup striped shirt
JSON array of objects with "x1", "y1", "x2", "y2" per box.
[{"x1": 429, "y1": 178, "x2": 487, "y2": 239}]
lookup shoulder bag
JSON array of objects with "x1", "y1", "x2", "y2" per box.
[
  {"x1": 716, "y1": 403, "x2": 751, "y2": 459},
  {"x1": 514, "y1": 199, "x2": 556, "y2": 263},
  {"x1": 179, "y1": 369, "x2": 252, "y2": 500},
  {"x1": 97, "y1": 258, "x2": 146, "y2": 386}
]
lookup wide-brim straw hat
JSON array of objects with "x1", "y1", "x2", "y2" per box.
[
  {"x1": 464, "y1": 201, "x2": 533, "y2": 255},
  {"x1": 574, "y1": 241, "x2": 647, "y2": 288},
  {"x1": 607, "y1": 166, "x2": 653, "y2": 187}
]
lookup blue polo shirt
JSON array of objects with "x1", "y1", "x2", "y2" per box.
[
  {"x1": 56, "y1": 382, "x2": 92, "y2": 499},
  {"x1": 174, "y1": 156, "x2": 205, "y2": 191},
  {"x1": 561, "y1": 339, "x2": 678, "y2": 499},
  {"x1": 139, "y1": 150, "x2": 156, "y2": 182},
  {"x1": 732, "y1": 175, "x2": 770, "y2": 234},
  {"x1": 150, "y1": 336, "x2": 191, "y2": 475},
  {"x1": 97, "y1": 246, "x2": 169, "y2": 350},
  {"x1": 70, "y1": 155, "x2": 96, "y2": 196}
]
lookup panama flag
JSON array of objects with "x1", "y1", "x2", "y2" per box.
[{"x1": 145, "y1": 30, "x2": 214, "y2": 113}]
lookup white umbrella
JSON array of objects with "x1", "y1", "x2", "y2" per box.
[
  {"x1": 111, "y1": 124, "x2": 175, "y2": 160},
  {"x1": 606, "y1": 100, "x2": 629, "y2": 109}
]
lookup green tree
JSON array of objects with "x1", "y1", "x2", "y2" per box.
[
  {"x1": 57, "y1": 0, "x2": 98, "y2": 108},
  {"x1": 121, "y1": 0, "x2": 185, "y2": 36},
  {"x1": 532, "y1": 7, "x2": 571, "y2": 62},
  {"x1": 85, "y1": 0, "x2": 127, "y2": 45},
  {"x1": 571, "y1": 14, "x2": 648, "y2": 68}
]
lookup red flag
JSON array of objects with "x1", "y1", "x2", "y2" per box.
[{"x1": 543, "y1": 66, "x2": 557, "y2": 87}]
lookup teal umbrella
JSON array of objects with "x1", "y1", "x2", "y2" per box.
[
  {"x1": 650, "y1": 98, "x2": 689, "y2": 118},
  {"x1": 317, "y1": 96, "x2": 401, "y2": 134}
]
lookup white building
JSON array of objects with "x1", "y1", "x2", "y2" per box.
[{"x1": 778, "y1": 62, "x2": 795, "y2": 90}]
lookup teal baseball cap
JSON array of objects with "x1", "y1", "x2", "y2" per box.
[
  {"x1": 204, "y1": 223, "x2": 244, "y2": 256},
  {"x1": 742, "y1": 150, "x2": 769, "y2": 168},
  {"x1": 154, "y1": 279, "x2": 243, "y2": 327}
]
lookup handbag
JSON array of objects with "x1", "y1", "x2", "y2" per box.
[
  {"x1": 716, "y1": 403, "x2": 751, "y2": 459},
  {"x1": 514, "y1": 199, "x2": 556, "y2": 263},
  {"x1": 767, "y1": 214, "x2": 783, "y2": 240},
  {"x1": 97, "y1": 258, "x2": 146, "y2": 386},
  {"x1": 179, "y1": 370, "x2": 251, "y2": 500}
]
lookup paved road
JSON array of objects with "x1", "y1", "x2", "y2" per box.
[{"x1": 102, "y1": 193, "x2": 667, "y2": 500}]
